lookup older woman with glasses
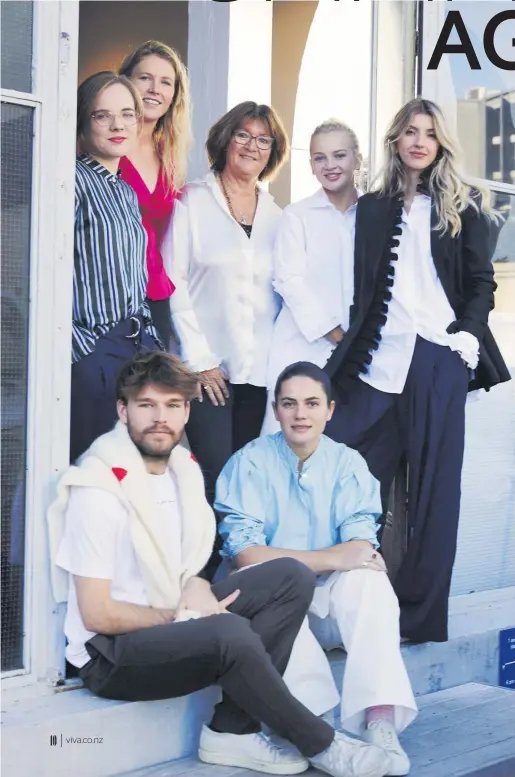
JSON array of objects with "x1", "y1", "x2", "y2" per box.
[{"x1": 162, "y1": 102, "x2": 289, "y2": 566}]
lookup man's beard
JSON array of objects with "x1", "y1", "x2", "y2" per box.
[{"x1": 127, "y1": 422, "x2": 180, "y2": 461}]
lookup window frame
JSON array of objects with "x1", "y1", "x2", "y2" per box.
[{"x1": 1, "y1": 0, "x2": 79, "y2": 688}]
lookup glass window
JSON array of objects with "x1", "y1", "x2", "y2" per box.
[
  {"x1": 1, "y1": 102, "x2": 34, "y2": 671},
  {"x1": 451, "y1": 190, "x2": 515, "y2": 596},
  {"x1": 440, "y1": 1, "x2": 515, "y2": 185},
  {"x1": 492, "y1": 190, "x2": 515, "y2": 314},
  {"x1": 0, "y1": 1, "x2": 34, "y2": 93}
]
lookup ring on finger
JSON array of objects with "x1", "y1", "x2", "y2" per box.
[{"x1": 372, "y1": 552, "x2": 377, "y2": 559}]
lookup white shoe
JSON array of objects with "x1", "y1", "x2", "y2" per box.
[
  {"x1": 198, "y1": 725, "x2": 309, "y2": 774},
  {"x1": 364, "y1": 721, "x2": 410, "y2": 776},
  {"x1": 310, "y1": 730, "x2": 390, "y2": 777}
]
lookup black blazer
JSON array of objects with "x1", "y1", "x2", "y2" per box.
[{"x1": 325, "y1": 191, "x2": 511, "y2": 393}]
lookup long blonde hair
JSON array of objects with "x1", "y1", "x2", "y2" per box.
[
  {"x1": 376, "y1": 97, "x2": 493, "y2": 237},
  {"x1": 120, "y1": 40, "x2": 192, "y2": 191}
]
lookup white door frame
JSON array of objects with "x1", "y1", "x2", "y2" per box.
[{"x1": 1, "y1": 0, "x2": 79, "y2": 689}]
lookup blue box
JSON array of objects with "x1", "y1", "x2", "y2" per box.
[{"x1": 499, "y1": 627, "x2": 515, "y2": 689}]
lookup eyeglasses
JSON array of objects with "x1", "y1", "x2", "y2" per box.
[
  {"x1": 91, "y1": 110, "x2": 139, "y2": 127},
  {"x1": 233, "y1": 130, "x2": 275, "y2": 151}
]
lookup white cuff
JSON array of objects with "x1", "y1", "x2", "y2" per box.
[
  {"x1": 447, "y1": 331, "x2": 480, "y2": 370},
  {"x1": 186, "y1": 355, "x2": 221, "y2": 374},
  {"x1": 174, "y1": 609, "x2": 203, "y2": 622}
]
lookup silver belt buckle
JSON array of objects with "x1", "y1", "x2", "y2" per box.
[{"x1": 125, "y1": 316, "x2": 141, "y2": 339}]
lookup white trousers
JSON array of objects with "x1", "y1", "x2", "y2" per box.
[{"x1": 283, "y1": 569, "x2": 418, "y2": 735}]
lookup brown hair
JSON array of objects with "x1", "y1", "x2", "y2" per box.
[
  {"x1": 116, "y1": 351, "x2": 199, "y2": 404},
  {"x1": 206, "y1": 101, "x2": 290, "y2": 182},
  {"x1": 77, "y1": 71, "x2": 143, "y2": 149},
  {"x1": 119, "y1": 41, "x2": 192, "y2": 191}
]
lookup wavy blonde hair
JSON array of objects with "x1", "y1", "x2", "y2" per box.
[
  {"x1": 376, "y1": 97, "x2": 494, "y2": 237},
  {"x1": 120, "y1": 40, "x2": 192, "y2": 192}
]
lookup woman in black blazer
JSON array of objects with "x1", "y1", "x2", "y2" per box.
[{"x1": 325, "y1": 97, "x2": 510, "y2": 644}]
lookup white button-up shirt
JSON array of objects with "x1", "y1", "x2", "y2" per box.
[
  {"x1": 161, "y1": 172, "x2": 282, "y2": 385},
  {"x1": 266, "y1": 188, "x2": 357, "y2": 390},
  {"x1": 361, "y1": 194, "x2": 478, "y2": 394}
]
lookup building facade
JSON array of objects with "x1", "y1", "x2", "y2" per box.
[{"x1": 1, "y1": 0, "x2": 514, "y2": 690}]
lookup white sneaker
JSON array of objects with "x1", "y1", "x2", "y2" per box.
[
  {"x1": 198, "y1": 725, "x2": 309, "y2": 774},
  {"x1": 310, "y1": 730, "x2": 390, "y2": 777},
  {"x1": 364, "y1": 721, "x2": 410, "y2": 776}
]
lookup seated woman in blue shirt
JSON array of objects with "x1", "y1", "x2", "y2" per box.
[{"x1": 217, "y1": 362, "x2": 417, "y2": 777}]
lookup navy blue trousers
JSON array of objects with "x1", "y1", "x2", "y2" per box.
[
  {"x1": 325, "y1": 337, "x2": 469, "y2": 642},
  {"x1": 70, "y1": 317, "x2": 160, "y2": 463}
]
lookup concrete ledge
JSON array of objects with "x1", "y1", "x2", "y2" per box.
[{"x1": 2, "y1": 686, "x2": 220, "y2": 777}]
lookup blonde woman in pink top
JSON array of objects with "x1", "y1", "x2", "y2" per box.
[{"x1": 119, "y1": 41, "x2": 192, "y2": 348}]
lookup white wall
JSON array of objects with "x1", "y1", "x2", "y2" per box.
[{"x1": 187, "y1": 0, "x2": 273, "y2": 181}]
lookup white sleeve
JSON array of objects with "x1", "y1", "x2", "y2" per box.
[
  {"x1": 273, "y1": 209, "x2": 340, "y2": 343},
  {"x1": 56, "y1": 487, "x2": 126, "y2": 580},
  {"x1": 161, "y1": 198, "x2": 220, "y2": 372}
]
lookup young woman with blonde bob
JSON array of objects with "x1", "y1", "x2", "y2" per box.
[
  {"x1": 325, "y1": 98, "x2": 510, "y2": 644},
  {"x1": 262, "y1": 120, "x2": 362, "y2": 434},
  {"x1": 119, "y1": 41, "x2": 192, "y2": 348}
]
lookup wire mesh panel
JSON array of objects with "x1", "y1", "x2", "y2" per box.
[
  {"x1": 0, "y1": 1, "x2": 34, "y2": 93},
  {"x1": 1, "y1": 102, "x2": 34, "y2": 672}
]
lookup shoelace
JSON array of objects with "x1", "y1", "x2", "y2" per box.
[
  {"x1": 370, "y1": 722, "x2": 394, "y2": 750},
  {"x1": 256, "y1": 732, "x2": 286, "y2": 758}
]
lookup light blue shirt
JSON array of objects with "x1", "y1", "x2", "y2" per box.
[{"x1": 216, "y1": 432, "x2": 381, "y2": 561}]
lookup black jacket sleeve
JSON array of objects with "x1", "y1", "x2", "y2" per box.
[{"x1": 456, "y1": 204, "x2": 496, "y2": 341}]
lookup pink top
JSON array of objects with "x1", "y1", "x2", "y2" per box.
[{"x1": 119, "y1": 156, "x2": 177, "y2": 300}]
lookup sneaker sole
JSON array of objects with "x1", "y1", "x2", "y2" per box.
[
  {"x1": 385, "y1": 764, "x2": 410, "y2": 777},
  {"x1": 198, "y1": 747, "x2": 310, "y2": 775},
  {"x1": 311, "y1": 760, "x2": 389, "y2": 777}
]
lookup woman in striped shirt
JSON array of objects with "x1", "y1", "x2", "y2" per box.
[{"x1": 71, "y1": 71, "x2": 161, "y2": 462}]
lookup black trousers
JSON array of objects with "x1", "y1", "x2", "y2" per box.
[
  {"x1": 186, "y1": 383, "x2": 267, "y2": 506},
  {"x1": 147, "y1": 298, "x2": 172, "y2": 351},
  {"x1": 70, "y1": 317, "x2": 160, "y2": 463},
  {"x1": 186, "y1": 383, "x2": 266, "y2": 579},
  {"x1": 79, "y1": 559, "x2": 334, "y2": 758},
  {"x1": 325, "y1": 338, "x2": 469, "y2": 643}
]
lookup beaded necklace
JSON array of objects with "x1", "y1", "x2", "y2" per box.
[{"x1": 218, "y1": 173, "x2": 258, "y2": 226}]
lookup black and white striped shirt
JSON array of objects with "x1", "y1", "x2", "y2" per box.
[{"x1": 73, "y1": 155, "x2": 158, "y2": 362}]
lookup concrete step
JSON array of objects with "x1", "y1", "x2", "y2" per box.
[
  {"x1": 116, "y1": 683, "x2": 515, "y2": 777},
  {"x1": 3, "y1": 588, "x2": 514, "y2": 777}
]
